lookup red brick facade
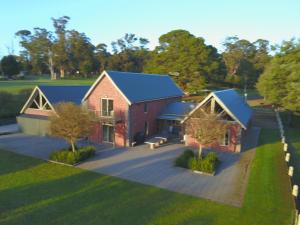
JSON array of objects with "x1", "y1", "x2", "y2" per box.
[
  {"x1": 85, "y1": 75, "x2": 129, "y2": 147},
  {"x1": 129, "y1": 97, "x2": 181, "y2": 141},
  {"x1": 24, "y1": 108, "x2": 53, "y2": 117},
  {"x1": 184, "y1": 122, "x2": 242, "y2": 152}
]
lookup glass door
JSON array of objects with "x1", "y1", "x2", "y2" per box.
[{"x1": 103, "y1": 125, "x2": 114, "y2": 143}]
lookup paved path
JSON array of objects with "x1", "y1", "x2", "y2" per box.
[
  {"x1": 0, "y1": 124, "x2": 19, "y2": 135},
  {"x1": 0, "y1": 133, "x2": 111, "y2": 160},
  {"x1": 79, "y1": 127, "x2": 260, "y2": 207}
]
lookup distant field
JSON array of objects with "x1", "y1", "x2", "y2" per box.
[{"x1": 0, "y1": 79, "x2": 95, "y2": 94}]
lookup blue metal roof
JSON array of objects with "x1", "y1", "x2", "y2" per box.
[
  {"x1": 213, "y1": 89, "x2": 253, "y2": 128},
  {"x1": 158, "y1": 102, "x2": 196, "y2": 121},
  {"x1": 39, "y1": 85, "x2": 90, "y2": 105},
  {"x1": 106, "y1": 71, "x2": 184, "y2": 103}
]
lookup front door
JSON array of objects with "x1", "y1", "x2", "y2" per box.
[{"x1": 102, "y1": 124, "x2": 114, "y2": 143}]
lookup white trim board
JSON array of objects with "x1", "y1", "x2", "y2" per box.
[
  {"x1": 82, "y1": 71, "x2": 131, "y2": 105},
  {"x1": 181, "y1": 91, "x2": 247, "y2": 129}
]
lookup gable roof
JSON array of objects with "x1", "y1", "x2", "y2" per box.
[
  {"x1": 158, "y1": 102, "x2": 197, "y2": 121},
  {"x1": 182, "y1": 89, "x2": 253, "y2": 129},
  {"x1": 82, "y1": 70, "x2": 184, "y2": 104},
  {"x1": 20, "y1": 85, "x2": 91, "y2": 114},
  {"x1": 39, "y1": 85, "x2": 90, "y2": 105}
]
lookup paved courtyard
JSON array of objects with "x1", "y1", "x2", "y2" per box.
[
  {"x1": 0, "y1": 127, "x2": 260, "y2": 207},
  {"x1": 79, "y1": 127, "x2": 260, "y2": 207}
]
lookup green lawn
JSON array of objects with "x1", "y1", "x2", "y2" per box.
[
  {"x1": 0, "y1": 129, "x2": 295, "y2": 225},
  {"x1": 0, "y1": 78, "x2": 95, "y2": 94}
]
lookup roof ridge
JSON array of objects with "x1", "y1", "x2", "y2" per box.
[{"x1": 107, "y1": 70, "x2": 170, "y2": 77}]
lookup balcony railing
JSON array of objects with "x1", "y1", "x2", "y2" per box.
[{"x1": 88, "y1": 109, "x2": 115, "y2": 124}]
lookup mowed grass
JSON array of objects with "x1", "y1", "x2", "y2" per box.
[
  {"x1": 0, "y1": 78, "x2": 95, "y2": 94},
  {"x1": 0, "y1": 129, "x2": 294, "y2": 225}
]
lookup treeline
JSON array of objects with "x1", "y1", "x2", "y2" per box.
[{"x1": 0, "y1": 16, "x2": 297, "y2": 96}]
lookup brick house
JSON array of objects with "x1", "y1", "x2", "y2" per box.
[
  {"x1": 181, "y1": 90, "x2": 253, "y2": 152},
  {"x1": 18, "y1": 71, "x2": 252, "y2": 152},
  {"x1": 81, "y1": 71, "x2": 184, "y2": 147}
]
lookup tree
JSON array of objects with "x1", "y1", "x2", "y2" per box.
[
  {"x1": 185, "y1": 111, "x2": 227, "y2": 158},
  {"x1": 108, "y1": 33, "x2": 150, "y2": 72},
  {"x1": 67, "y1": 30, "x2": 96, "y2": 77},
  {"x1": 223, "y1": 37, "x2": 271, "y2": 88},
  {"x1": 15, "y1": 28, "x2": 53, "y2": 76},
  {"x1": 95, "y1": 43, "x2": 110, "y2": 73},
  {"x1": 52, "y1": 16, "x2": 70, "y2": 78},
  {"x1": 49, "y1": 102, "x2": 94, "y2": 152},
  {"x1": 0, "y1": 55, "x2": 20, "y2": 77},
  {"x1": 145, "y1": 30, "x2": 224, "y2": 92}
]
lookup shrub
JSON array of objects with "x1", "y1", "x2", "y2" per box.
[
  {"x1": 188, "y1": 152, "x2": 218, "y2": 174},
  {"x1": 49, "y1": 145, "x2": 96, "y2": 165},
  {"x1": 175, "y1": 149, "x2": 195, "y2": 168}
]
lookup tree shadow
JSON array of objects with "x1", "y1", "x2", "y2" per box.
[{"x1": 0, "y1": 149, "x2": 43, "y2": 176}]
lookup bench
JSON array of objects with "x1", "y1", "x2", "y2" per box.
[{"x1": 145, "y1": 136, "x2": 168, "y2": 149}]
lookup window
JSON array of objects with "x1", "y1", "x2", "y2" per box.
[
  {"x1": 144, "y1": 103, "x2": 148, "y2": 113},
  {"x1": 101, "y1": 99, "x2": 113, "y2": 116},
  {"x1": 222, "y1": 130, "x2": 230, "y2": 146},
  {"x1": 144, "y1": 122, "x2": 149, "y2": 136},
  {"x1": 102, "y1": 125, "x2": 114, "y2": 142}
]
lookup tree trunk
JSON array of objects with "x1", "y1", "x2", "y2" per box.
[
  {"x1": 48, "y1": 50, "x2": 56, "y2": 80},
  {"x1": 198, "y1": 144, "x2": 203, "y2": 159},
  {"x1": 70, "y1": 140, "x2": 76, "y2": 153},
  {"x1": 60, "y1": 67, "x2": 65, "y2": 78}
]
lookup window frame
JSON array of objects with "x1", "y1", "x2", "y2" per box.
[{"x1": 101, "y1": 98, "x2": 114, "y2": 117}]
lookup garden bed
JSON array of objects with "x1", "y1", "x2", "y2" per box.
[
  {"x1": 175, "y1": 149, "x2": 218, "y2": 175},
  {"x1": 49, "y1": 145, "x2": 96, "y2": 165}
]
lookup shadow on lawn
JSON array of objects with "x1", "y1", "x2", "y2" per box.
[
  {"x1": 0, "y1": 149, "x2": 43, "y2": 176},
  {"x1": 0, "y1": 166, "x2": 214, "y2": 225}
]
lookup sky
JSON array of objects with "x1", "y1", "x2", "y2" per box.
[{"x1": 0, "y1": 0, "x2": 300, "y2": 57}]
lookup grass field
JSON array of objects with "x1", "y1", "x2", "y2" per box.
[
  {"x1": 0, "y1": 78, "x2": 95, "y2": 94},
  {"x1": 0, "y1": 129, "x2": 294, "y2": 225}
]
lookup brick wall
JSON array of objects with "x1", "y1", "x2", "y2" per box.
[
  {"x1": 130, "y1": 97, "x2": 181, "y2": 142},
  {"x1": 24, "y1": 108, "x2": 53, "y2": 117},
  {"x1": 86, "y1": 75, "x2": 129, "y2": 147},
  {"x1": 185, "y1": 123, "x2": 242, "y2": 152}
]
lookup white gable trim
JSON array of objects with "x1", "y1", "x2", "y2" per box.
[
  {"x1": 20, "y1": 86, "x2": 55, "y2": 114},
  {"x1": 181, "y1": 92, "x2": 247, "y2": 129},
  {"x1": 81, "y1": 70, "x2": 132, "y2": 105}
]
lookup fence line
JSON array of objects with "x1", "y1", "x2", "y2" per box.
[{"x1": 275, "y1": 110, "x2": 299, "y2": 225}]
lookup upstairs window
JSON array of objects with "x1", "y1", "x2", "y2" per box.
[
  {"x1": 144, "y1": 103, "x2": 148, "y2": 113},
  {"x1": 101, "y1": 99, "x2": 113, "y2": 116}
]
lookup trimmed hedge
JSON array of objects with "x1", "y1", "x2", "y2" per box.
[
  {"x1": 189, "y1": 152, "x2": 218, "y2": 174},
  {"x1": 50, "y1": 146, "x2": 95, "y2": 165},
  {"x1": 174, "y1": 150, "x2": 195, "y2": 168},
  {"x1": 175, "y1": 151, "x2": 218, "y2": 174}
]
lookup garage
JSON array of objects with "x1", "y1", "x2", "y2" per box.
[
  {"x1": 17, "y1": 85, "x2": 90, "y2": 136},
  {"x1": 17, "y1": 114, "x2": 50, "y2": 136}
]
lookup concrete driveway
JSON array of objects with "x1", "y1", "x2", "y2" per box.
[
  {"x1": 79, "y1": 127, "x2": 260, "y2": 207},
  {"x1": 0, "y1": 133, "x2": 111, "y2": 160}
]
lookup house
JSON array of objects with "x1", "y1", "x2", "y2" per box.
[
  {"x1": 17, "y1": 85, "x2": 90, "y2": 135},
  {"x1": 18, "y1": 71, "x2": 252, "y2": 152},
  {"x1": 181, "y1": 89, "x2": 253, "y2": 152},
  {"x1": 82, "y1": 71, "x2": 184, "y2": 147}
]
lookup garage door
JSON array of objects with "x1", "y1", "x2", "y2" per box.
[{"x1": 17, "y1": 115, "x2": 50, "y2": 136}]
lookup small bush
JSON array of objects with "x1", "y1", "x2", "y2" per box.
[
  {"x1": 188, "y1": 152, "x2": 218, "y2": 174},
  {"x1": 175, "y1": 149, "x2": 195, "y2": 168},
  {"x1": 49, "y1": 145, "x2": 96, "y2": 165}
]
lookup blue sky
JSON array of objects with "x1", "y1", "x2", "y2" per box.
[{"x1": 1, "y1": 0, "x2": 299, "y2": 56}]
